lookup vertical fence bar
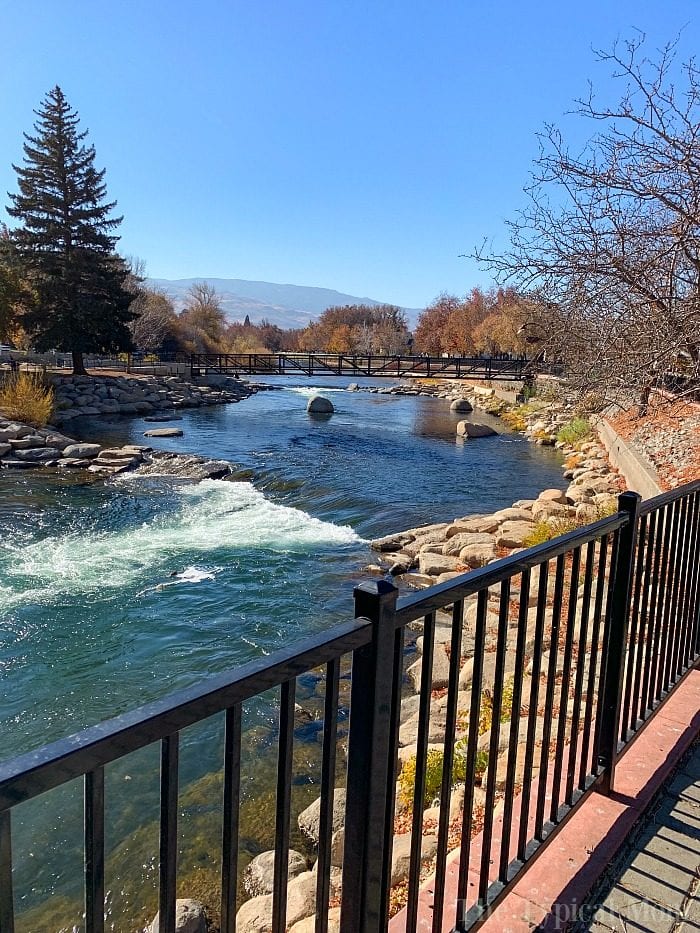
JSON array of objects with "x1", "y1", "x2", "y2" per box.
[
  {"x1": 630, "y1": 514, "x2": 654, "y2": 730},
  {"x1": 666, "y1": 497, "x2": 689, "y2": 686},
  {"x1": 596, "y1": 492, "x2": 640, "y2": 795},
  {"x1": 651, "y1": 505, "x2": 674, "y2": 705},
  {"x1": 315, "y1": 659, "x2": 340, "y2": 933},
  {"x1": 85, "y1": 767, "x2": 105, "y2": 933},
  {"x1": 535, "y1": 554, "x2": 565, "y2": 838},
  {"x1": 517, "y1": 562, "x2": 549, "y2": 860},
  {"x1": 0, "y1": 810, "x2": 14, "y2": 933},
  {"x1": 550, "y1": 547, "x2": 580, "y2": 820},
  {"x1": 621, "y1": 515, "x2": 647, "y2": 739},
  {"x1": 566, "y1": 542, "x2": 595, "y2": 802},
  {"x1": 656, "y1": 500, "x2": 681, "y2": 697},
  {"x1": 455, "y1": 589, "x2": 488, "y2": 931},
  {"x1": 499, "y1": 570, "x2": 531, "y2": 879},
  {"x1": 432, "y1": 599, "x2": 464, "y2": 933},
  {"x1": 341, "y1": 580, "x2": 399, "y2": 933},
  {"x1": 221, "y1": 705, "x2": 242, "y2": 933},
  {"x1": 406, "y1": 611, "x2": 436, "y2": 931},
  {"x1": 642, "y1": 509, "x2": 665, "y2": 714},
  {"x1": 680, "y1": 492, "x2": 700, "y2": 666},
  {"x1": 159, "y1": 733, "x2": 180, "y2": 933},
  {"x1": 272, "y1": 679, "x2": 296, "y2": 933},
  {"x1": 478, "y1": 579, "x2": 510, "y2": 904}
]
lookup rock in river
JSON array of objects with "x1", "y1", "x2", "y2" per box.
[
  {"x1": 143, "y1": 427, "x2": 184, "y2": 437},
  {"x1": 306, "y1": 395, "x2": 334, "y2": 414}
]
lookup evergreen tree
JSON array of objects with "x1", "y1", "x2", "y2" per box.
[{"x1": 7, "y1": 86, "x2": 135, "y2": 374}]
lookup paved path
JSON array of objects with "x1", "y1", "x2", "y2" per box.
[{"x1": 579, "y1": 742, "x2": 700, "y2": 932}]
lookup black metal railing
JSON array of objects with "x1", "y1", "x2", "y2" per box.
[{"x1": 0, "y1": 483, "x2": 698, "y2": 933}]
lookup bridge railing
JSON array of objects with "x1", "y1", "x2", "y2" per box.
[{"x1": 0, "y1": 482, "x2": 698, "y2": 933}]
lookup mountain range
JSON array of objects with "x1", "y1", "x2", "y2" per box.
[{"x1": 149, "y1": 277, "x2": 422, "y2": 329}]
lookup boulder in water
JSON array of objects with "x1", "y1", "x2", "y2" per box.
[
  {"x1": 306, "y1": 395, "x2": 334, "y2": 414},
  {"x1": 450, "y1": 398, "x2": 473, "y2": 412},
  {"x1": 143, "y1": 427, "x2": 184, "y2": 437},
  {"x1": 456, "y1": 421, "x2": 497, "y2": 438}
]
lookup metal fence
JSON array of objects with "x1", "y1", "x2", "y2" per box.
[{"x1": 0, "y1": 482, "x2": 698, "y2": 933}]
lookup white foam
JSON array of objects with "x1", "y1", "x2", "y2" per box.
[
  {"x1": 0, "y1": 480, "x2": 362, "y2": 610},
  {"x1": 286, "y1": 386, "x2": 347, "y2": 396}
]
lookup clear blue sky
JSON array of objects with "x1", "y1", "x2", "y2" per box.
[{"x1": 2, "y1": 1, "x2": 699, "y2": 308}]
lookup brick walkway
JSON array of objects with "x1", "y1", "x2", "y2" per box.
[{"x1": 577, "y1": 743, "x2": 700, "y2": 932}]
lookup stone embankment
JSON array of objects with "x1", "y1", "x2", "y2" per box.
[
  {"x1": 0, "y1": 374, "x2": 257, "y2": 475},
  {"x1": 50, "y1": 373, "x2": 255, "y2": 425}
]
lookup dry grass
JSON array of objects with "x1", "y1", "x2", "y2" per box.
[{"x1": 0, "y1": 371, "x2": 54, "y2": 426}]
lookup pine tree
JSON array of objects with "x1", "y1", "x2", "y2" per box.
[{"x1": 7, "y1": 86, "x2": 135, "y2": 374}]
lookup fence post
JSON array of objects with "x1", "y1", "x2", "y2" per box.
[
  {"x1": 340, "y1": 580, "x2": 399, "y2": 933},
  {"x1": 597, "y1": 490, "x2": 641, "y2": 794}
]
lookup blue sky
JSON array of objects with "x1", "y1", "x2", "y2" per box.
[{"x1": 2, "y1": 1, "x2": 699, "y2": 308}]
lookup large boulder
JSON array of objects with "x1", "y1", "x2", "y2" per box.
[
  {"x1": 442, "y1": 532, "x2": 497, "y2": 557},
  {"x1": 456, "y1": 421, "x2": 497, "y2": 438},
  {"x1": 450, "y1": 398, "x2": 473, "y2": 412},
  {"x1": 495, "y1": 521, "x2": 535, "y2": 549},
  {"x1": 307, "y1": 395, "x2": 334, "y2": 414},
  {"x1": 148, "y1": 899, "x2": 207, "y2": 933},
  {"x1": 62, "y1": 443, "x2": 102, "y2": 459},
  {"x1": 143, "y1": 427, "x2": 184, "y2": 437},
  {"x1": 244, "y1": 849, "x2": 307, "y2": 897},
  {"x1": 298, "y1": 788, "x2": 346, "y2": 844}
]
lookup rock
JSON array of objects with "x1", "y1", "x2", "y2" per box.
[
  {"x1": 144, "y1": 414, "x2": 182, "y2": 422},
  {"x1": 8, "y1": 434, "x2": 47, "y2": 449},
  {"x1": 495, "y1": 521, "x2": 535, "y2": 548},
  {"x1": 285, "y1": 872, "x2": 318, "y2": 928},
  {"x1": 148, "y1": 898, "x2": 207, "y2": 933},
  {"x1": 11, "y1": 447, "x2": 61, "y2": 462},
  {"x1": 290, "y1": 908, "x2": 341, "y2": 933},
  {"x1": 347, "y1": 383, "x2": 359, "y2": 392},
  {"x1": 62, "y1": 443, "x2": 102, "y2": 459},
  {"x1": 391, "y1": 832, "x2": 438, "y2": 885},
  {"x1": 442, "y1": 532, "x2": 496, "y2": 556},
  {"x1": 143, "y1": 427, "x2": 184, "y2": 437},
  {"x1": 531, "y1": 499, "x2": 571, "y2": 521},
  {"x1": 330, "y1": 828, "x2": 344, "y2": 867},
  {"x1": 490, "y1": 507, "x2": 534, "y2": 523},
  {"x1": 446, "y1": 515, "x2": 500, "y2": 535},
  {"x1": 244, "y1": 849, "x2": 307, "y2": 897},
  {"x1": 405, "y1": 641, "x2": 451, "y2": 693},
  {"x1": 459, "y1": 542, "x2": 497, "y2": 568},
  {"x1": 450, "y1": 398, "x2": 473, "y2": 412},
  {"x1": 298, "y1": 788, "x2": 346, "y2": 844},
  {"x1": 235, "y1": 894, "x2": 273, "y2": 933},
  {"x1": 307, "y1": 396, "x2": 334, "y2": 414},
  {"x1": 538, "y1": 488, "x2": 568, "y2": 504},
  {"x1": 456, "y1": 421, "x2": 497, "y2": 438},
  {"x1": 370, "y1": 532, "x2": 416, "y2": 552},
  {"x1": 0, "y1": 443, "x2": 11, "y2": 457},
  {"x1": 0, "y1": 424, "x2": 33, "y2": 442},
  {"x1": 132, "y1": 452, "x2": 232, "y2": 481},
  {"x1": 417, "y1": 553, "x2": 464, "y2": 576}
]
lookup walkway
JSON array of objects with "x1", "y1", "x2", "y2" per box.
[{"x1": 578, "y1": 742, "x2": 700, "y2": 931}]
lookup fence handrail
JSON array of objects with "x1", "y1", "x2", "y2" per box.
[
  {"x1": 639, "y1": 478, "x2": 700, "y2": 516},
  {"x1": 0, "y1": 618, "x2": 370, "y2": 812}
]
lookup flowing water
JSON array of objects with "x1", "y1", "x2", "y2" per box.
[{"x1": 0, "y1": 378, "x2": 565, "y2": 930}]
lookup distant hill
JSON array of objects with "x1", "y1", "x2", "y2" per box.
[{"x1": 149, "y1": 277, "x2": 422, "y2": 328}]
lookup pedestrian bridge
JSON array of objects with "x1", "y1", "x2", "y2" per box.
[{"x1": 189, "y1": 352, "x2": 534, "y2": 380}]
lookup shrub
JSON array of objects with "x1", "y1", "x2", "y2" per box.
[
  {"x1": 522, "y1": 517, "x2": 579, "y2": 548},
  {"x1": 556, "y1": 417, "x2": 592, "y2": 446},
  {"x1": 0, "y1": 371, "x2": 54, "y2": 426}
]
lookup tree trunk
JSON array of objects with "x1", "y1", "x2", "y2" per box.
[
  {"x1": 638, "y1": 381, "x2": 652, "y2": 417},
  {"x1": 72, "y1": 350, "x2": 87, "y2": 376}
]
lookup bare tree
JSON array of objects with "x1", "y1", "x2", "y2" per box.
[{"x1": 475, "y1": 34, "x2": 700, "y2": 411}]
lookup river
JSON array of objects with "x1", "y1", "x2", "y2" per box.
[{"x1": 0, "y1": 377, "x2": 564, "y2": 931}]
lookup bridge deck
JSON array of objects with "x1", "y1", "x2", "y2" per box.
[{"x1": 190, "y1": 352, "x2": 533, "y2": 380}]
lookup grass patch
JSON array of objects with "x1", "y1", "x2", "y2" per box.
[
  {"x1": 0, "y1": 370, "x2": 54, "y2": 426},
  {"x1": 556, "y1": 417, "x2": 593, "y2": 446}
]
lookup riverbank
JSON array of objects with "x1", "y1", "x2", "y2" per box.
[{"x1": 0, "y1": 372, "x2": 258, "y2": 474}]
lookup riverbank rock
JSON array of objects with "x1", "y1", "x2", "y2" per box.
[
  {"x1": 456, "y1": 421, "x2": 497, "y2": 438},
  {"x1": 307, "y1": 395, "x2": 334, "y2": 414},
  {"x1": 298, "y1": 788, "x2": 346, "y2": 844},
  {"x1": 132, "y1": 451, "x2": 233, "y2": 480},
  {"x1": 244, "y1": 849, "x2": 307, "y2": 896},
  {"x1": 148, "y1": 899, "x2": 206, "y2": 933}
]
